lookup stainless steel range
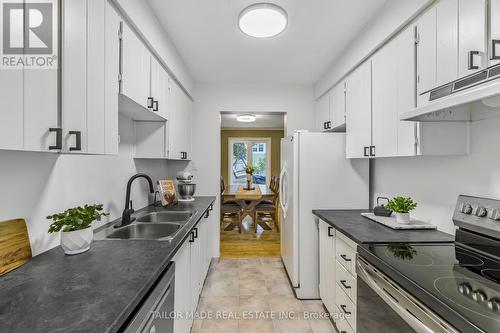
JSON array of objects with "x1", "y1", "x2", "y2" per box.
[{"x1": 358, "y1": 195, "x2": 500, "y2": 333}]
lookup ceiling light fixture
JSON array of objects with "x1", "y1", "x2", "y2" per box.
[
  {"x1": 238, "y1": 3, "x2": 288, "y2": 38},
  {"x1": 236, "y1": 114, "x2": 257, "y2": 122}
]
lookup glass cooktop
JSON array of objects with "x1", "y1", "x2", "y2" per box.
[{"x1": 363, "y1": 243, "x2": 500, "y2": 333}]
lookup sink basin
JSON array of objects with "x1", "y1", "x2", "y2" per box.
[
  {"x1": 106, "y1": 223, "x2": 181, "y2": 240},
  {"x1": 136, "y1": 211, "x2": 193, "y2": 223}
]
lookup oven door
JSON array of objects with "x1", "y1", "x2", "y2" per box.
[{"x1": 356, "y1": 256, "x2": 458, "y2": 333}]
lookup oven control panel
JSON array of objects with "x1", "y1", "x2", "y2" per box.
[{"x1": 454, "y1": 195, "x2": 500, "y2": 238}]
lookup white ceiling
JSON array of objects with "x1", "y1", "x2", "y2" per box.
[
  {"x1": 147, "y1": 0, "x2": 387, "y2": 85},
  {"x1": 221, "y1": 113, "x2": 284, "y2": 129}
]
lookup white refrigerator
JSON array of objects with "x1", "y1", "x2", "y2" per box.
[{"x1": 279, "y1": 131, "x2": 369, "y2": 299}]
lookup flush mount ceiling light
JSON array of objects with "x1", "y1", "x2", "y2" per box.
[
  {"x1": 238, "y1": 3, "x2": 288, "y2": 38},
  {"x1": 236, "y1": 114, "x2": 257, "y2": 122}
]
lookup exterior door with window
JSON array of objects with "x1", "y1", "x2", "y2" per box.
[{"x1": 229, "y1": 138, "x2": 271, "y2": 185}]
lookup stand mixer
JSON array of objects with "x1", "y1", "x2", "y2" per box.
[{"x1": 176, "y1": 171, "x2": 196, "y2": 202}]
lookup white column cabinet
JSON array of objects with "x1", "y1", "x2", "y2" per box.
[
  {"x1": 345, "y1": 61, "x2": 372, "y2": 159},
  {"x1": 318, "y1": 219, "x2": 336, "y2": 314}
]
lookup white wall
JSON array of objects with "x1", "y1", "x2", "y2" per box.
[
  {"x1": 373, "y1": 115, "x2": 500, "y2": 235},
  {"x1": 114, "y1": 0, "x2": 194, "y2": 96},
  {"x1": 314, "y1": 0, "x2": 432, "y2": 99},
  {"x1": 190, "y1": 83, "x2": 315, "y2": 256},
  {"x1": 0, "y1": 115, "x2": 169, "y2": 256}
]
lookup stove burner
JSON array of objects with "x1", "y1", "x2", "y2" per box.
[
  {"x1": 434, "y1": 277, "x2": 500, "y2": 321},
  {"x1": 482, "y1": 269, "x2": 500, "y2": 284},
  {"x1": 454, "y1": 250, "x2": 484, "y2": 267}
]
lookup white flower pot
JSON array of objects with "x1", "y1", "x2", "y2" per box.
[
  {"x1": 396, "y1": 212, "x2": 410, "y2": 224},
  {"x1": 60, "y1": 227, "x2": 93, "y2": 255}
]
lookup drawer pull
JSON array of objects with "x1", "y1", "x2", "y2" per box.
[
  {"x1": 340, "y1": 254, "x2": 352, "y2": 262},
  {"x1": 327, "y1": 226, "x2": 333, "y2": 237},
  {"x1": 340, "y1": 304, "x2": 351, "y2": 315},
  {"x1": 340, "y1": 280, "x2": 351, "y2": 289}
]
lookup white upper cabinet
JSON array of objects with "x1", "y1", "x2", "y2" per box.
[
  {"x1": 61, "y1": 0, "x2": 120, "y2": 154},
  {"x1": 345, "y1": 61, "x2": 372, "y2": 159},
  {"x1": 167, "y1": 81, "x2": 193, "y2": 160},
  {"x1": 436, "y1": 0, "x2": 459, "y2": 86},
  {"x1": 490, "y1": 0, "x2": 500, "y2": 65},
  {"x1": 150, "y1": 57, "x2": 170, "y2": 119},
  {"x1": 314, "y1": 82, "x2": 346, "y2": 132},
  {"x1": 121, "y1": 23, "x2": 151, "y2": 111},
  {"x1": 458, "y1": 0, "x2": 487, "y2": 77},
  {"x1": 416, "y1": 5, "x2": 437, "y2": 98},
  {"x1": 372, "y1": 26, "x2": 416, "y2": 158}
]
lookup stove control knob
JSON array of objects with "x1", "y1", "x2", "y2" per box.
[
  {"x1": 473, "y1": 206, "x2": 487, "y2": 217},
  {"x1": 472, "y1": 289, "x2": 487, "y2": 303},
  {"x1": 488, "y1": 208, "x2": 500, "y2": 221},
  {"x1": 460, "y1": 203, "x2": 472, "y2": 214},
  {"x1": 458, "y1": 283, "x2": 472, "y2": 296},
  {"x1": 488, "y1": 298, "x2": 500, "y2": 312}
]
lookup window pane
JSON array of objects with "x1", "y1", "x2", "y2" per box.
[
  {"x1": 232, "y1": 142, "x2": 248, "y2": 184},
  {"x1": 251, "y1": 142, "x2": 267, "y2": 185}
]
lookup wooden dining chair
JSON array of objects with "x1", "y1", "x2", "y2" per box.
[
  {"x1": 253, "y1": 180, "x2": 280, "y2": 232},
  {"x1": 221, "y1": 203, "x2": 243, "y2": 233}
]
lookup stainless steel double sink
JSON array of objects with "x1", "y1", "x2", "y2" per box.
[{"x1": 95, "y1": 210, "x2": 195, "y2": 241}]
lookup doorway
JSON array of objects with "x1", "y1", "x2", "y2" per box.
[{"x1": 219, "y1": 112, "x2": 285, "y2": 258}]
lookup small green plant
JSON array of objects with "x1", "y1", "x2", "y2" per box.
[
  {"x1": 387, "y1": 244, "x2": 417, "y2": 261},
  {"x1": 47, "y1": 204, "x2": 108, "y2": 233},
  {"x1": 245, "y1": 166, "x2": 256, "y2": 175},
  {"x1": 386, "y1": 196, "x2": 417, "y2": 213}
]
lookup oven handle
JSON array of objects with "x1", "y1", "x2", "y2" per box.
[{"x1": 357, "y1": 259, "x2": 435, "y2": 333}]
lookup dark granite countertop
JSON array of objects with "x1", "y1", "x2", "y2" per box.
[
  {"x1": 312, "y1": 209, "x2": 455, "y2": 244},
  {"x1": 0, "y1": 196, "x2": 215, "y2": 333}
]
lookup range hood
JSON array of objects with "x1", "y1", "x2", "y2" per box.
[{"x1": 401, "y1": 64, "x2": 500, "y2": 122}]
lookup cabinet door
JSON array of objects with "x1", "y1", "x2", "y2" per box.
[
  {"x1": 416, "y1": 6, "x2": 437, "y2": 98},
  {"x1": 490, "y1": 0, "x2": 500, "y2": 65},
  {"x1": 330, "y1": 82, "x2": 346, "y2": 130},
  {"x1": 150, "y1": 57, "x2": 169, "y2": 119},
  {"x1": 104, "y1": 0, "x2": 120, "y2": 155},
  {"x1": 0, "y1": 66, "x2": 23, "y2": 150},
  {"x1": 62, "y1": 0, "x2": 87, "y2": 152},
  {"x1": 318, "y1": 221, "x2": 329, "y2": 308},
  {"x1": 458, "y1": 0, "x2": 487, "y2": 77},
  {"x1": 315, "y1": 93, "x2": 330, "y2": 131},
  {"x1": 167, "y1": 81, "x2": 184, "y2": 159},
  {"x1": 318, "y1": 220, "x2": 335, "y2": 314},
  {"x1": 345, "y1": 61, "x2": 372, "y2": 159},
  {"x1": 372, "y1": 25, "x2": 416, "y2": 158},
  {"x1": 86, "y1": 0, "x2": 106, "y2": 154},
  {"x1": 182, "y1": 92, "x2": 193, "y2": 159},
  {"x1": 173, "y1": 242, "x2": 192, "y2": 333},
  {"x1": 189, "y1": 230, "x2": 202, "y2": 311},
  {"x1": 436, "y1": 0, "x2": 459, "y2": 86},
  {"x1": 121, "y1": 23, "x2": 150, "y2": 109}
]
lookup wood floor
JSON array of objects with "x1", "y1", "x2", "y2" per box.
[{"x1": 220, "y1": 217, "x2": 280, "y2": 258}]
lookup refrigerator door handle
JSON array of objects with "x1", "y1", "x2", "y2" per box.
[{"x1": 279, "y1": 164, "x2": 288, "y2": 219}]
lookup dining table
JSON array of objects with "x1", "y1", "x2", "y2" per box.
[{"x1": 222, "y1": 184, "x2": 275, "y2": 232}]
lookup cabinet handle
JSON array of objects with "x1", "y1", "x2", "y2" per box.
[
  {"x1": 363, "y1": 146, "x2": 369, "y2": 157},
  {"x1": 468, "y1": 51, "x2": 480, "y2": 70},
  {"x1": 147, "y1": 97, "x2": 154, "y2": 108},
  {"x1": 340, "y1": 304, "x2": 351, "y2": 315},
  {"x1": 153, "y1": 100, "x2": 159, "y2": 112},
  {"x1": 340, "y1": 280, "x2": 352, "y2": 289},
  {"x1": 340, "y1": 254, "x2": 351, "y2": 262},
  {"x1": 181, "y1": 152, "x2": 187, "y2": 159},
  {"x1": 370, "y1": 145, "x2": 376, "y2": 157},
  {"x1": 49, "y1": 128, "x2": 62, "y2": 150},
  {"x1": 327, "y1": 121, "x2": 332, "y2": 129},
  {"x1": 327, "y1": 226, "x2": 333, "y2": 237},
  {"x1": 189, "y1": 231, "x2": 195, "y2": 242},
  {"x1": 492, "y1": 40, "x2": 500, "y2": 60},
  {"x1": 323, "y1": 122, "x2": 328, "y2": 130},
  {"x1": 204, "y1": 210, "x2": 210, "y2": 218},
  {"x1": 69, "y1": 131, "x2": 82, "y2": 151},
  {"x1": 194, "y1": 227, "x2": 198, "y2": 239},
  {"x1": 209, "y1": 204, "x2": 213, "y2": 211}
]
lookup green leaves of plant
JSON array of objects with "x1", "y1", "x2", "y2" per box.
[
  {"x1": 46, "y1": 204, "x2": 109, "y2": 233},
  {"x1": 386, "y1": 196, "x2": 417, "y2": 213}
]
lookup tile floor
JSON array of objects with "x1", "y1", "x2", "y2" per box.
[{"x1": 191, "y1": 258, "x2": 336, "y2": 333}]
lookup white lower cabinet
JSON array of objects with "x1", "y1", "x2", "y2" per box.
[
  {"x1": 318, "y1": 219, "x2": 358, "y2": 333},
  {"x1": 318, "y1": 219, "x2": 336, "y2": 314},
  {"x1": 173, "y1": 207, "x2": 213, "y2": 333}
]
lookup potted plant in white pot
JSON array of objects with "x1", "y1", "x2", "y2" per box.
[
  {"x1": 386, "y1": 196, "x2": 417, "y2": 224},
  {"x1": 47, "y1": 204, "x2": 108, "y2": 255}
]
